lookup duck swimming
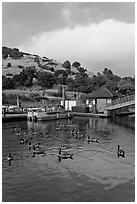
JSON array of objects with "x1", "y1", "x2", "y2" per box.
[
  {"x1": 75, "y1": 131, "x2": 84, "y2": 139},
  {"x1": 24, "y1": 138, "x2": 31, "y2": 143},
  {"x1": 17, "y1": 131, "x2": 20, "y2": 137},
  {"x1": 12, "y1": 126, "x2": 17, "y2": 132},
  {"x1": 22, "y1": 132, "x2": 27, "y2": 137},
  {"x1": 6, "y1": 153, "x2": 13, "y2": 161},
  {"x1": 117, "y1": 145, "x2": 125, "y2": 158},
  {"x1": 28, "y1": 140, "x2": 40, "y2": 150},
  {"x1": 6, "y1": 153, "x2": 13, "y2": 165},
  {"x1": 32, "y1": 146, "x2": 46, "y2": 156},
  {"x1": 71, "y1": 129, "x2": 75, "y2": 135},
  {"x1": 28, "y1": 140, "x2": 33, "y2": 150},
  {"x1": 57, "y1": 148, "x2": 73, "y2": 159},
  {"x1": 87, "y1": 136, "x2": 99, "y2": 143},
  {"x1": 19, "y1": 138, "x2": 25, "y2": 144}
]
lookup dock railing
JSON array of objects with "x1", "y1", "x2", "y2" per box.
[{"x1": 106, "y1": 93, "x2": 135, "y2": 108}]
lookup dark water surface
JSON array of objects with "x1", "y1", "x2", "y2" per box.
[{"x1": 2, "y1": 116, "x2": 135, "y2": 202}]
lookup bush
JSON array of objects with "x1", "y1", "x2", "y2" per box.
[
  {"x1": 12, "y1": 74, "x2": 24, "y2": 87},
  {"x1": 10, "y1": 48, "x2": 23, "y2": 58},
  {"x1": 3, "y1": 53, "x2": 8, "y2": 59},
  {"x1": 54, "y1": 70, "x2": 68, "y2": 85},
  {"x1": 62, "y1": 60, "x2": 71, "y2": 68},
  {"x1": 2, "y1": 46, "x2": 23, "y2": 59},
  {"x1": 37, "y1": 71, "x2": 56, "y2": 88},
  {"x1": 38, "y1": 63, "x2": 49, "y2": 70},
  {"x1": 2, "y1": 76, "x2": 15, "y2": 89},
  {"x1": 6, "y1": 73, "x2": 13, "y2": 77},
  {"x1": 49, "y1": 67, "x2": 54, "y2": 72},
  {"x1": 18, "y1": 65, "x2": 24, "y2": 69},
  {"x1": 72, "y1": 61, "x2": 81, "y2": 68},
  {"x1": 2, "y1": 47, "x2": 11, "y2": 57},
  {"x1": 7, "y1": 63, "x2": 11, "y2": 67}
]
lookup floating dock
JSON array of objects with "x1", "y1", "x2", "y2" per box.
[
  {"x1": 72, "y1": 112, "x2": 108, "y2": 118},
  {"x1": 28, "y1": 111, "x2": 73, "y2": 122},
  {"x1": 2, "y1": 113, "x2": 27, "y2": 122}
]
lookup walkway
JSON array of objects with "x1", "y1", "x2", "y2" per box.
[{"x1": 106, "y1": 93, "x2": 135, "y2": 110}]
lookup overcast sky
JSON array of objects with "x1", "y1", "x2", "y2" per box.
[{"x1": 2, "y1": 2, "x2": 135, "y2": 77}]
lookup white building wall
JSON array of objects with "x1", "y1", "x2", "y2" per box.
[
  {"x1": 61, "y1": 100, "x2": 76, "y2": 110},
  {"x1": 97, "y1": 99, "x2": 106, "y2": 113}
]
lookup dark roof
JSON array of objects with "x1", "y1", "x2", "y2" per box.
[{"x1": 86, "y1": 88, "x2": 119, "y2": 99}]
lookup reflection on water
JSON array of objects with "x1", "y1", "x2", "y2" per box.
[
  {"x1": 2, "y1": 116, "x2": 135, "y2": 202},
  {"x1": 109, "y1": 115, "x2": 135, "y2": 129}
]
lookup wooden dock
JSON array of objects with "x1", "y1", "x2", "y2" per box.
[
  {"x1": 2, "y1": 113, "x2": 27, "y2": 122},
  {"x1": 28, "y1": 111, "x2": 73, "y2": 121},
  {"x1": 72, "y1": 112, "x2": 108, "y2": 118}
]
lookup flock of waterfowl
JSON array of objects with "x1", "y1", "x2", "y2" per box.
[{"x1": 5, "y1": 124, "x2": 125, "y2": 166}]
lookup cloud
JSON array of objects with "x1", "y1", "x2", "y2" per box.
[
  {"x1": 2, "y1": 2, "x2": 134, "y2": 48},
  {"x1": 61, "y1": 2, "x2": 135, "y2": 26},
  {"x1": 19, "y1": 19, "x2": 134, "y2": 77}
]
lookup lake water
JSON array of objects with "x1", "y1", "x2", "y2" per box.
[{"x1": 2, "y1": 115, "x2": 135, "y2": 202}]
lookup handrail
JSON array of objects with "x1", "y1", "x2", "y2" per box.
[{"x1": 106, "y1": 93, "x2": 135, "y2": 107}]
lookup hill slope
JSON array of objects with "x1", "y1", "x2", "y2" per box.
[{"x1": 2, "y1": 46, "x2": 94, "y2": 78}]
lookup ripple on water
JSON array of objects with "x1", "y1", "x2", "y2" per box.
[{"x1": 2, "y1": 117, "x2": 135, "y2": 202}]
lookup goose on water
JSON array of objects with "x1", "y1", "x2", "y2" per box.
[
  {"x1": 6, "y1": 153, "x2": 13, "y2": 161},
  {"x1": 57, "y1": 148, "x2": 73, "y2": 159},
  {"x1": 24, "y1": 138, "x2": 31, "y2": 143},
  {"x1": 32, "y1": 145, "x2": 46, "y2": 156},
  {"x1": 117, "y1": 145, "x2": 125, "y2": 158},
  {"x1": 87, "y1": 136, "x2": 99, "y2": 143},
  {"x1": 6, "y1": 153, "x2": 13, "y2": 165},
  {"x1": 16, "y1": 131, "x2": 21, "y2": 137},
  {"x1": 19, "y1": 138, "x2": 25, "y2": 144},
  {"x1": 28, "y1": 140, "x2": 40, "y2": 150},
  {"x1": 12, "y1": 126, "x2": 17, "y2": 132}
]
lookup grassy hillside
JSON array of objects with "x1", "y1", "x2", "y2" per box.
[{"x1": 2, "y1": 47, "x2": 94, "y2": 79}]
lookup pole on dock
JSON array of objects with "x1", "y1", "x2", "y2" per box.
[
  {"x1": 62, "y1": 85, "x2": 65, "y2": 108},
  {"x1": 17, "y1": 96, "x2": 20, "y2": 107}
]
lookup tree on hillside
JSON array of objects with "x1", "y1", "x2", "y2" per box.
[
  {"x1": 62, "y1": 60, "x2": 71, "y2": 75},
  {"x1": 2, "y1": 76, "x2": 15, "y2": 89},
  {"x1": 102, "y1": 80, "x2": 118, "y2": 91},
  {"x1": 72, "y1": 61, "x2": 81, "y2": 69},
  {"x1": 102, "y1": 68, "x2": 113, "y2": 75},
  {"x1": 66, "y1": 77, "x2": 75, "y2": 91},
  {"x1": 2, "y1": 47, "x2": 12, "y2": 59},
  {"x1": 3, "y1": 53, "x2": 8, "y2": 59},
  {"x1": 12, "y1": 74, "x2": 24, "y2": 87},
  {"x1": 2, "y1": 47, "x2": 23, "y2": 59},
  {"x1": 37, "y1": 71, "x2": 56, "y2": 88},
  {"x1": 23, "y1": 66, "x2": 37, "y2": 87},
  {"x1": 117, "y1": 78, "x2": 135, "y2": 94},
  {"x1": 73, "y1": 68, "x2": 91, "y2": 93},
  {"x1": 66, "y1": 66, "x2": 93, "y2": 93},
  {"x1": 10, "y1": 48, "x2": 23, "y2": 58},
  {"x1": 54, "y1": 70, "x2": 68, "y2": 85},
  {"x1": 12, "y1": 66, "x2": 37, "y2": 88},
  {"x1": 62, "y1": 60, "x2": 71, "y2": 68},
  {"x1": 77, "y1": 67, "x2": 87, "y2": 73},
  {"x1": 87, "y1": 68, "x2": 121, "y2": 92}
]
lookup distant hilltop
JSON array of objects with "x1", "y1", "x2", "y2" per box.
[{"x1": 2, "y1": 46, "x2": 94, "y2": 78}]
